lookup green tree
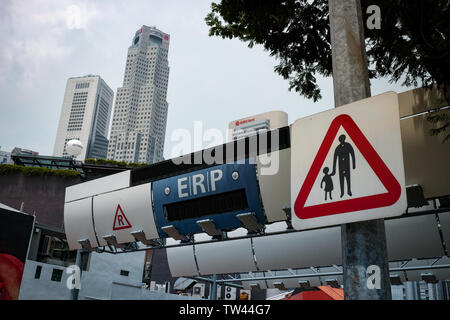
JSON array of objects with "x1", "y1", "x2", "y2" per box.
[{"x1": 205, "y1": 0, "x2": 450, "y2": 141}]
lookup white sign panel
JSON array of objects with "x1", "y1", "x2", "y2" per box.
[{"x1": 290, "y1": 92, "x2": 406, "y2": 230}]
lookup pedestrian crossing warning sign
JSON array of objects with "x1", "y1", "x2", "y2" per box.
[
  {"x1": 290, "y1": 92, "x2": 407, "y2": 230},
  {"x1": 294, "y1": 114, "x2": 401, "y2": 219},
  {"x1": 113, "y1": 204, "x2": 132, "y2": 231}
]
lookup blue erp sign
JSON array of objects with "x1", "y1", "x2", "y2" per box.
[{"x1": 152, "y1": 161, "x2": 266, "y2": 238}]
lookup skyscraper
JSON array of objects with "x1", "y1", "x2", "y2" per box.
[
  {"x1": 107, "y1": 25, "x2": 170, "y2": 164},
  {"x1": 53, "y1": 75, "x2": 114, "y2": 161}
]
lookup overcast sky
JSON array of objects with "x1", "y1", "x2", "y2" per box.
[{"x1": 0, "y1": 0, "x2": 413, "y2": 159}]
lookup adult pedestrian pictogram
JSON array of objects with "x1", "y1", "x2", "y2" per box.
[{"x1": 332, "y1": 134, "x2": 356, "y2": 198}]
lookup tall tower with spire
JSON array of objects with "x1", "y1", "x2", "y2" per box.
[{"x1": 107, "y1": 26, "x2": 170, "y2": 163}]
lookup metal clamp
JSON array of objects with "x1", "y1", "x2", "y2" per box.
[
  {"x1": 161, "y1": 225, "x2": 188, "y2": 241},
  {"x1": 298, "y1": 280, "x2": 312, "y2": 290},
  {"x1": 282, "y1": 206, "x2": 294, "y2": 230},
  {"x1": 325, "y1": 279, "x2": 340, "y2": 288},
  {"x1": 77, "y1": 238, "x2": 93, "y2": 251},
  {"x1": 103, "y1": 234, "x2": 126, "y2": 249},
  {"x1": 131, "y1": 230, "x2": 161, "y2": 246},
  {"x1": 196, "y1": 219, "x2": 222, "y2": 236},
  {"x1": 236, "y1": 213, "x2": 264, "y2": 233},
  {"x1": 390, "y1": 275, "x2": 403, "y2": 286},
  {"x1": 272, "y1": 281, "x2": 286, "y2": 290},
  {"x1": 249, "y1": 283, "x2": 261, "y2": 290},
  {"x1": 421, "y1": 273, "x2": 438, "y2": 284}
]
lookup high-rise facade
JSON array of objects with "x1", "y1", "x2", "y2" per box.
[
  {"x1": 0, "y1": 146, "x2": 11, "y2": 164},
  {"x1": 107, "y1": 25, "x2": 170, "y2": 164},
  {"x1": 53, "y1": 75, "x2": 114, "y2": 161}
]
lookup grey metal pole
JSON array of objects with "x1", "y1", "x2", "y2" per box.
[
  {"x1": 71, "y1": 249, "x2": 84, "y2": 300},
  {"x1": 210, "y1": 274, "x2": 218, "y2": 300},
  {"x1": 328, "y1": 0, "x2": 391, "y2": 299}
]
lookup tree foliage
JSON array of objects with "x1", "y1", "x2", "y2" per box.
[
  {"x1": 84, "y1": 158, "x2": 150, "y2": 168},
  {"x1": 206, "y1": 0, "x2": 331, "y2": 102},
  {"x1": 205, "y1": 0, "x2": 450, "y2": 141},
  {"x1": 0, "y1": 164, "x2": 81, "y2": 178}
]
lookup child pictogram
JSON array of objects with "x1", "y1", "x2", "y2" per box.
[{"x1": 320, "y1": 167, "x2": 334, "y2": 201}]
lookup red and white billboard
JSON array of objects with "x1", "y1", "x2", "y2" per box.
[{"x1": 0, "y1": 206, "x2": 35, "y2": 300}]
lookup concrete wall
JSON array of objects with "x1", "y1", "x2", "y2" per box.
[
  {"x1": 78, "y1": 251, "x2": 146, "y2": 300},
  {"x1": 19, "y1": 250, "x2": 195, "y2": 300},
  {"x1": 19, "y1": 260, "x2": 71, "y2": 300},
  {"x1": 0, "y1": 172, "x2": 82, "y2": 229}
]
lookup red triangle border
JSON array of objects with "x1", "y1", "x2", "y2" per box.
[
  {"x1": 294, "y1": 114, "x2": 401, "y2": 220},
  {"x1": 113, "y1": 204, "x2": 132, "y2": 231}
]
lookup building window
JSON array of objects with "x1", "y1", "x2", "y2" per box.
[
  {"x1": 75, "y1": 82, "x2": 90, "y2": 89},
  {"x1": 120, "y1": 270, "x2": 130, "y2": 277},
  {"x1": 51, "y1": 269, "x2": 63, "y2": 282},
  {"x1": 34, "y1": 265, "x2": 42, "y2": 279}
]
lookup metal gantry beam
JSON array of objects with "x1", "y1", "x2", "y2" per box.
[
  {"x1": 187, "y1": 276, "x2": 244, "y2": 290},
  {"x1": 214, "y1": 262, "x2": 450, "y2": 285},
  {"x1": 94, "y1": 207, "x2": 450, "y2": 254}
]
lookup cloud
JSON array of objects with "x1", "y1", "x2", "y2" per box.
[{"x1": 0, "y1": 0, "x2": 105, "y2": 87}]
